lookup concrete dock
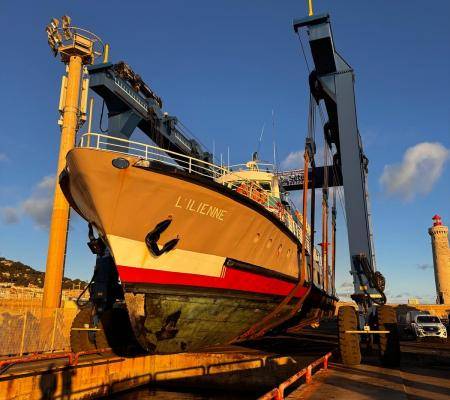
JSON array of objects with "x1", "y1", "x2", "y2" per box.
[
  {"x1": 287, "y1": 360, "x2": 450, "y2": 400},
  {"x1": 0, "y1": 329, "x2": 336, "y2": 399}
]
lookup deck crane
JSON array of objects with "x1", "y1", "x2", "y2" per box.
[
  {"x1": 292, "y1": 14, "x2": 400, "y2": 366},
  {"x1": 87, "y1": 61, "x2": 212, "y2": 163}
]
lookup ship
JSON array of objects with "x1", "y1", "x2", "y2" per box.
[{"x1": 62, "y1": 130, "x2": 336, "y2": 354}]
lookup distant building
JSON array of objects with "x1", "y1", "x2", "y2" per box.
[{"x1": 428, "y1": 215, "x2": 450, "y2": 304}]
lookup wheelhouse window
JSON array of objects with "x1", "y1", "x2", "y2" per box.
[{"x1": 259, "y1": 182, "x2": 271, "y2": 191}]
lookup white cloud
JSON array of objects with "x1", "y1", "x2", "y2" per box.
[
  {"x1": 22, "y1": 197, "x2": 53, "y2": 228},
  {"x1": 36, "y1": 175, "x2": 54, "y2": 191},
  {"x1": 1, "y1": 175, "x2": 55, "y2": 229},
  {"x1": 280, "y1": 146, "x2": 326, "y2": 171},
  {"x1": 380, "y1": 142, "x2": 449, "y2": 200},
  {"x1": 417, "y1": 263, "x2": 433, "y2": 271},
  {"x1": 339, "y1": 281, "x2": 354, "y2": 289},
  {"x1": 1, "y1": 207, "x2": 20, "y2": 224},
  {"x1": 393, "y1": 292, "x2": 412, "y2": 299},
  {"x1": 281, "y1": 150, "x2": 305, "y2": 170}
]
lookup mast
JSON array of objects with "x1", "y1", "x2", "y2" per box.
[{"x1": 42, "y1": 16, "x2": 105, "y2": 308}]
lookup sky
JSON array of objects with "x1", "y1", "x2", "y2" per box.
[{"x1": 0, "y1": 0, "x2": 449, "y2": 304}]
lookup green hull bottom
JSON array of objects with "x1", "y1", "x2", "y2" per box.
[{"x1": 122, "y1": 284, "x2": 335, "y2": 354}]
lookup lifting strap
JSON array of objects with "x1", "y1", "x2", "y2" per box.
[{"x1": 231, "y1": 96, "x2": 318, "y2": 341}]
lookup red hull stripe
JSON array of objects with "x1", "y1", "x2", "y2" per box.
[{"x1": 117, "y1": 265, "x2": 307, "y2": 298}]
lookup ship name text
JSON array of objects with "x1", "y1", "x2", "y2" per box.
[{"x1": 175, "y1": 196, "x2": 227, "y2": 221}]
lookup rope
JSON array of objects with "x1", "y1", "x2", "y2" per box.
[{"x1": 99, "y1": 100, "x2": 108, "y2": 133}]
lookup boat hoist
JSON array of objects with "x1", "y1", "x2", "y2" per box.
[{"x1": 294, "y1": 13, "x2": 400, "y2": 366}]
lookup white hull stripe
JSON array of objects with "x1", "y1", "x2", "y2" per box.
[{"x1": 107, "y1": 235, "x2": 226, "y2": 278}]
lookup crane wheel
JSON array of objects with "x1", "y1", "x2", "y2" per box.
[
  {"x1": 70, "y1": 306, "x2": 96, "y2": 353},
  {"x1": 378, "y1": 305, "x2": 401, "y2": 367},
  {"x1": 338, "y1": 306, "x2": 361, "y2": 365},
  {"x1": 99, "y1": 307, "x2": 144, "y2": 356},
  {"x1": 70, "y1": 305, "x2": 108, "y2": 353}
]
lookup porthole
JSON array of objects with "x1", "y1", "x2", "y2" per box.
[
  {"x1": 266, "y1": 238, "x2": 273, "y2": 248},
  {"x1": 112, "y1": 157, "x2": 130, "y2": 169},
  {"x1": 277, "y1": 244, "x2": 283, "y2": 255},
  {"x1": 287, "y1": 248, "x2": 292, "y2": 258}
]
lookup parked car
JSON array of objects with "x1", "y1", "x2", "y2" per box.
[{"x1": 409, "y1": 313, "x2": 447, "y2": 340}]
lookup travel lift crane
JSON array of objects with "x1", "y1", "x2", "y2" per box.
[{"x1": 292, "y1": 14, "x2": 400, "y2": 366}]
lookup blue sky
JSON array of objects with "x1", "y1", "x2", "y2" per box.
[{"x1": 0, "y1": 1, "x2": 449, "y2": 303}]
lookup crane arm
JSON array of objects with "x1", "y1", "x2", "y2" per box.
[
  {"x1": 87, "y1": 62, "x2": 212, "y2": 163},
  {"x1": 294, "y1": 14, "x2": 386, "y2": 307}
]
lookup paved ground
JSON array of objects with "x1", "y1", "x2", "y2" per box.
[
  {"x1": 286, "y1": 360, "x2": 450, "y2": 400},
  {"x1": 282, "y1": 321, "x2": 450, "y2": 400}
]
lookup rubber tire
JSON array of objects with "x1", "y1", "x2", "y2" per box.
[
  {"x1": 70, "y1": 306, "x2": 109, "y2": 353},
  {"x1": 70, "y1": 306, "x2": 96, "y2": 353},
  {"x1": 100, "y1": 308, "x2": 144, "y2": 357},
  {"x1": 338, "y1": 306, "x2": 361, "y2": 365},
  {"x1": 378, "y1": 305, "x2": 401, "y2": 367}
]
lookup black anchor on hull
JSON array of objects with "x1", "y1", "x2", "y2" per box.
[{"x1": 145, "y1": 219, "x2": 180, "y2": 256}]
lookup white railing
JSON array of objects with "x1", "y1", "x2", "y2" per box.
[
  {"x1": 77, "y1": 132, "x2": 322, "y2": 266},
  {"x1": 228, "y1": 162, "x2": 275, "y2": 172},
  {"x1": 79, "y1": 132, "x2": 226, "y2": 180}
]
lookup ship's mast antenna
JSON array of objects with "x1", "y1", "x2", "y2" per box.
[
  {"x1": 255, "y1": 123, "x2": 265, "y2": 160},
  {"x1": 307, "y1": 0, "x2": 314, "y2": 16},
  {"x1": 272, "y1": 109, "x2": 277, "y2": 170}
]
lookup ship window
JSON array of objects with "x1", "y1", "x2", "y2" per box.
[{"x1": 259, "y1": 182, "x2": 271, "y2": 191}]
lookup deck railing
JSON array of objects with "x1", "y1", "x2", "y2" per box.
[{"x1": 77, "y1": 132, "x2": 323, "y2": 268}]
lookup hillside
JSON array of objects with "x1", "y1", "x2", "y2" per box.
[{"x1": 0, "y1": 257, "x2": 87, "y2": 289}]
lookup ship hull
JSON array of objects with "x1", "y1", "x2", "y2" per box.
[{"x1": 62, "y1": 148, "x2": 336, "y2": 353}]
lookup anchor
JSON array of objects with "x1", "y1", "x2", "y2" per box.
[{"x1": 145, "y1": 219, "x2": 180, "y2": 256}]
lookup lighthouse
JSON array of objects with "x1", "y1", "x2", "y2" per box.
[{"x1": 428, "y1": 215, "x2": 450, "y2": 304}]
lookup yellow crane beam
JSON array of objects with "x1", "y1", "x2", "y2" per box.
[
  {"x1": 308, "y1": 0, "x2": 314, "y2": 17},
  {"x1": 42, "y1": 17, "x2": 101, "y2": 308}
]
